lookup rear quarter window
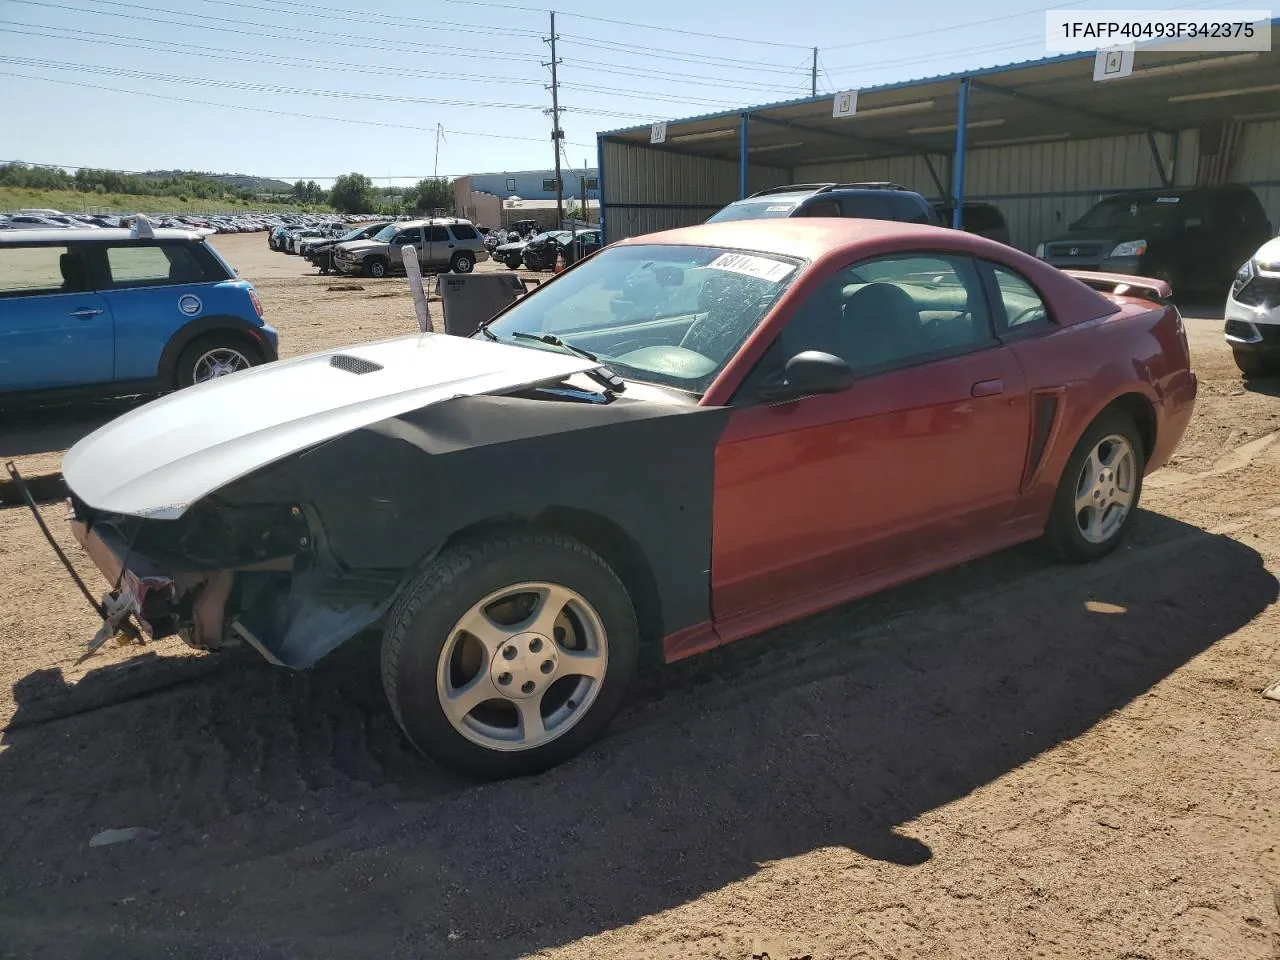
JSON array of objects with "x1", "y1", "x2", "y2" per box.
[
  {"x1": 450, "y1": 224, "x2": 479, "y2": 240},
  {"x1": 104, "y1": 242, "x2": 228, "y2": 288},
  {"x1": 0, "y1": 244, "x2": 78, "y2": 296}
]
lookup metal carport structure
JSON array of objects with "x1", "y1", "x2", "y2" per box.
[{"x1": 596, "y1": 29, "x2": 1280, "y2": 251}]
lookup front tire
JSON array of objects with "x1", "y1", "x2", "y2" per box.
[
  {"x1": 381, "y1": 531, "x2": 640, "y2": 780},
  {"x1": 1045, "y1": 410, "x2": 1145, "y2": 562},
  {"x1": 363, "y1": 257, "x2": 389, "y2": 279},
  {"x1": 174, "y1": 334, "x2": 263, "y2": 388}
]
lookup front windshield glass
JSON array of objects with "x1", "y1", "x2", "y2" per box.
[
  {"x1": 372, "y1": 223, "x2": 399, "y2": 242},
  {"x1": 479, "y1": 243, "x2": 803, "y2": 395},
  {"x1": 1073, "y1": 195, "x2": 1184, "y2": 232},
  {"x1": 705, "y1": 200, "x2": 800, "y2": 223}
]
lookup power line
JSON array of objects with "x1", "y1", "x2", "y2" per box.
[
  {"x1": 37, "y1": 0, "x2": 543, "y2": 43},
  {"x1": 1, "y1": 22, "x2": 552, "y2": 87},
  {"x1": 822, "y1": 0, "x2": 1099, "y2": 50},
  {"x1": 5, "y1": 22, "x2": 750, "y2": 109},
  {"x1": 556, "y1": 33, "x2": 815, "y2": 72},
  {"x1": 13, "y1": 0, "x2": 824, "y2": 95},
  {"x1": 0, "y1": 71, "x2": 596, "y2": 146},
  {"x1": 0, "y1": 57, "x2": 555, "y2": 111},
  {"x1": 9, "y1": 0, "x2": 544, "y2": 61},
  {"x1": 240, "y1": 0, "x2": 544, "y2": 39},
  {"x1": 557, "y1": 58, "x2": 815, "y2": 95},
  {"x1": 0, "y1": 56, "x2": 657, "y2": 119},
  {"x1": 555, "y1": 9, "x2": 810, "y2": 49}
]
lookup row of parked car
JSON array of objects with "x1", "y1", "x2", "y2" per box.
[
  {"x1": 1, "y1": 209, "x2": 378, "y2": 235},
  {"x1": 268, "y1": 217, "x2": 494, "y2": 277}
]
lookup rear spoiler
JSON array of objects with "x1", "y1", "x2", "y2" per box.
[{"x1": 1062, "y1": 269, "x2": 1172, "y2": 304}]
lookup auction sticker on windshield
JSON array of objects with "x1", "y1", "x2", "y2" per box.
[{"x1": 708, "y1": 252, "x2": 796, "y2": 283}]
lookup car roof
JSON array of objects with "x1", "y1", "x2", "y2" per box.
[
  {"x1": 0, "y1": 227, "x2": 206, "y2": 244},
  {"x1": 617, "y1": 217, "x2": 960, "y2": 261},
  {"x1": 398, "y1": 217, "x2": 473, "y2": 228}
]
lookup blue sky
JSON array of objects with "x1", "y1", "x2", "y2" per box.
[{"x1": 0, "y1": 0, "x2": 1248, "y2": 186}]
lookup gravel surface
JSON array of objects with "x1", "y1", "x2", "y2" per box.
[{"x1": 0, "y1": 233, "x2": 1277, "y2": 960}]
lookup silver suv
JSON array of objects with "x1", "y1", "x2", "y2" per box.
[{"x1": 332, "y1": 218, "x2": 489, "y2": 278}]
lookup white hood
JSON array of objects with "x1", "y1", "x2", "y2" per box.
[{"x1": 62, "y1": 333, "x2": 598, "y2": 519}]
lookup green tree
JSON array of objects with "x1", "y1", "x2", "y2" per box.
[
  {"x1": 328, "y1": 172, "x2": 374, "y2": 213},
  {"x1": 407, "y1": 177, "x2": 452, "y2": 215}
]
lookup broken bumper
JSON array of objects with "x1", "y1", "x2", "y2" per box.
[{"x1": 68, "y1": 514, "x2": 181, "y2": 640}]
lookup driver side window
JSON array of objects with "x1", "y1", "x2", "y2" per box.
[
  {"x1": 783, "y1": 254, "x2": 992, "y2": 370},
  {"x1": 737, "y1": 253, "x2": 994, "y2": 400}
]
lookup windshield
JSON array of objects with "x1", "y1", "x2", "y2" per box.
[
  {"x1": 706, "y1": 199, "x2": 801, "y2": 223},
  {"x1": 479, "y1": 243, "x2": 803, "y2": 394},
  {"x1": 1073, "y1": 195, "x2": 1185, "y2": 233},
  {"x1": 372, "y1": 223, "x2": 399, "y2": 242}
]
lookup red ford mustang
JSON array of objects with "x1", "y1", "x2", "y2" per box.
[{"x1": 43, "y1": 218, "x2": 1196, "y2": 778}]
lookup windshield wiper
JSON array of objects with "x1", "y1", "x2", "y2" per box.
[{"x1": 509, "y1": 331, "x2": 626, "y2": 393}]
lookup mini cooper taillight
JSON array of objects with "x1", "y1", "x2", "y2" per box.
[{"x1": 248, "y1": 288, "x2": 264, "y2": 318}]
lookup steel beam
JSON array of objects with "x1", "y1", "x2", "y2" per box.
[
  {"x1": 952, "y1": 78, "x2": 970, "y2": 229},
  {"x1": 969, "y1": 78, "x2": 1175, "y2": 136}
]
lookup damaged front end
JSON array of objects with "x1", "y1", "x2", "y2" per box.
[{"x1": 67, "y1": 489, "x2": 401, "y2": 669}]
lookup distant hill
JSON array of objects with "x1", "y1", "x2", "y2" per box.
[{"x1": 143, "y1": 171, "x2": 295, "y2": 193}]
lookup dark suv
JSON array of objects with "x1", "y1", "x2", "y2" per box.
[
  {"x1": 1036, "y1": 184, "x2": 1272, "y2": 297},
  {"x1": 706, "y1": 182, "x2": 943, "y2": 226}
]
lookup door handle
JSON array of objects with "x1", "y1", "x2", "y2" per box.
[
  {"x1": 70, "y1": 308, "x2": 103, "y2": 319},
  {"x1": 971, "y1": 378, "x2": 1004, "y2": 397}
]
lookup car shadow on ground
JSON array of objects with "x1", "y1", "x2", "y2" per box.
[
  {"x1": 0, "y1": 396, "x2": 152, "y2": 461},
  {"x1": 1240, "y1": 372, "x2": 1280, "y2": 397},
  {"x1": 0, "y1": 510, "x2": 1275, "y2": 959}
]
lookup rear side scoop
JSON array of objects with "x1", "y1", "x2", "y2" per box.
[{"x1": 1063, "y1": 269, "x2": 1172, "y2": 304}]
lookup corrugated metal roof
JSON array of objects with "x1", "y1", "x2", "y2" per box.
[{"x1": 598, "y1": 20, "x2": 1280, "y2": 142}]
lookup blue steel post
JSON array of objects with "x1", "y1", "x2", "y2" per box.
[
  {"x1": 739, "y1": 113, "x2": 749, "y2": 199},
  {"x1": 951, "y1": 78, "x2": 970, "y2": 230},
  {"x1": 596, "y1": 133, "x2": 607, "y2": 243}
]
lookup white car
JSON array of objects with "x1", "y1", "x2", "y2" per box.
[{"x1": 1225, "y1": 235, "x2": 1280, "y2": 375}]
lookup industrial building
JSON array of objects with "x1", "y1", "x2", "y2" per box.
[
  {"x1": 595, "y1": 38, "x2": 1280, "y2": 253},
  {"x1": 453, "y1": 167, "x2": 599, "y2": 229}
]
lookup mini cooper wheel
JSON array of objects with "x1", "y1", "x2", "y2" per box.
[
  {"x1": 1045, "y1": 411, "x2": 1145, "y2": 562},
  {"x1": 363, "y1": 257, "x2": 389, "y2": 279},
  {"x1": 174, "y1": 334, "x2": 262, "y2": 388},
  {"x1": 380, "y1": 532, "x2": 639, "y2": 779},
  {"x1": 450, "y1": 252, "x2": 475, "y2": 274}
]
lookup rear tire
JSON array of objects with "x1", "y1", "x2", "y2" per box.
[
  {"x1": 1045, "y1": 410, "x2": 1145, "y2": 563},
  {"x1": 174, "y1": 333, "x2": 263, "y2": 389},
  {"x1": 381, "y1": 531, "x2": 640, "y2": 780},
  {"x1": 450, "y1": 252, "x2": 475, "y2": 274}
]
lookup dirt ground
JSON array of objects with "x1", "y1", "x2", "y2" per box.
[{"x1": 1, "y1": 233, "x2": 1278, "y2": 960}]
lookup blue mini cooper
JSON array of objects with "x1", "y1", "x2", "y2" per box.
[{"x1": 0, "y1": 219, "x2": 278, "y2": 403}]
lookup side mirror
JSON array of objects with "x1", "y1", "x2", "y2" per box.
[{"x1": 759, "y1": 350, "x2": 854, "y2": 402}]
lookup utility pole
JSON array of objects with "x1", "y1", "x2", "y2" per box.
[
  {"x1": 433, "y1": 123, "x2": 443, "y2": 179},
  {"x1": 811, "y1": 47, "x2": 818, "y2": 97},
  {"x1": 545, "y1": 11, "x2": 565, "y2": 230}
]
